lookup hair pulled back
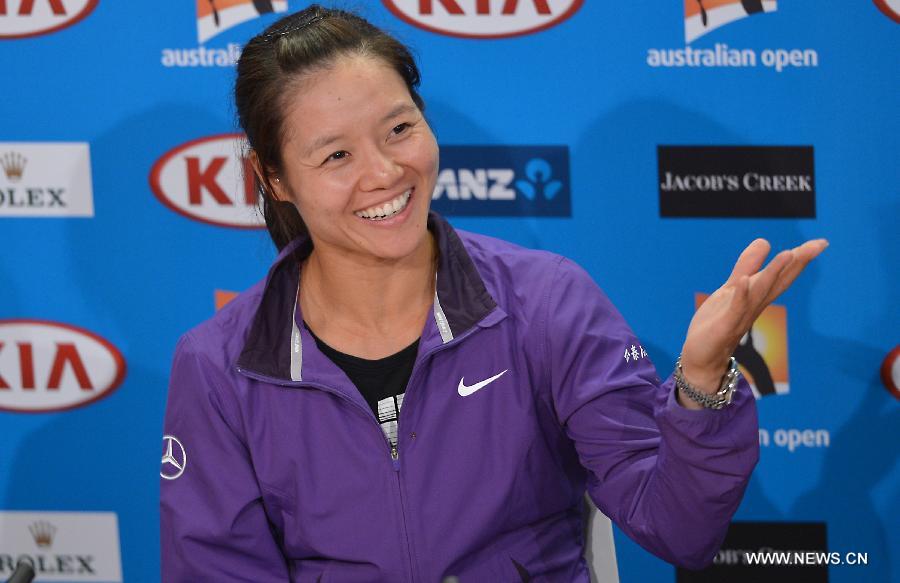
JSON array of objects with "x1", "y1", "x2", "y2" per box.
[{"x1": 235, "y1": 5, "x2": 426, "y2": 251}]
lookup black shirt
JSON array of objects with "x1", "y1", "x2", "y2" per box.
[{"x1": 305, "y1": 323, "x2": 418, "y2": 447}]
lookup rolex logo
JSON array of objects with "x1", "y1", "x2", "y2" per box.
[
  {"x1": 29, "y1": 520, "x2": 57, "y2": 548},
  {"x1": 1, "y1": 151, "x2": 26, "y2": 182}
]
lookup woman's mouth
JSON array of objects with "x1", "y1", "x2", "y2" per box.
[{"x1": 354, "y1": 189, "x2": 412, "y2": 221}]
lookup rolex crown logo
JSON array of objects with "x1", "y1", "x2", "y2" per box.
[
  {"x1": 29, "y1": 520, "x2": 57, "y2": 548},
  {"x1": 1, "y1": 152, "x2": 27, "y2": 182}
]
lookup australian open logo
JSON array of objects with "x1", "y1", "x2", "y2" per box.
[
  {"x1": 647, "y1": 1, "x2": 819, "y2": 72},
  {"x1": 430, "y1": 146, "x2": 570, "y2": 217},
  {"x1": 686, "y1": 0, "x2": 776, "y2": 44},
  {"x1": 161, "y1": 1, "x2": 288, "y2": 68},
  {"x1": 197, "y1": 0, "x2": 288, "y2": 44}
]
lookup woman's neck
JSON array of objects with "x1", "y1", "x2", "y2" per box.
[{"x1": 298, "y1": 234, "x2": 436, "y2": 358}]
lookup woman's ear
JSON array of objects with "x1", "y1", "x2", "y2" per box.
[{"x1": 248, "y1": 150, "x2": 288, "y2": 202}]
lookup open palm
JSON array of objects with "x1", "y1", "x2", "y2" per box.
[{"x1": 679, "y1": 238, "x2": 829, "y2": 390}]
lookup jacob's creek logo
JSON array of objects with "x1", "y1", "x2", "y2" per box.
[
  {"x1": 0, "y1": 143, "x2": 94, "y2": 218},
  {"x1": 0, "y1": 320, "x2": 126, "y2": 413},
  {"x1": 149, "y1": 134, "x2": 265, "y2": 229},
  {"x1": 0, "y1": 0, "x2": 98, "y2": 39},
  {"x1": 648, "y1": 1, "x2": 819, "y2": 72},
  {"x1": 383, "y1": 0, "x2": 583, "y2": 39},
  {"x1": 161, "y1": 0, "x2": 288, "y2": 68},
  {"x1": 431, "y1": 145, "x2": 570, "y2": 216},
  {"x1": 0, "y1": 511, "x2": 122, "y2": 580},
  {"x1": 659, "y1": 146, "x2": 815, "y2": 218},
  {"x1": 696, "y1": 293, "x2": 789, "y2": 398}
]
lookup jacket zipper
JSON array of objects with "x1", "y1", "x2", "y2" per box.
[
  {"x1": 236, "y1": 323, "x2": 487, "y2": 583},
  {"x1": 385, "y1": 324, "x2": 485, "y2": 583}
]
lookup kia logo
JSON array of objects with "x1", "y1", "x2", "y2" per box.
[
  {"x1": 874, "y1": 0, "x2": 900, "y2": 23},
  {"x1": 882, "y1": 346, "x2": 900, "y2": 401},
  {"x1": 149, "y1": 133, "x2": 265, "y2": 229},
  {"x1": 0, "y1": 0, "x2": 99, "y2": 40},
  {"x1": 383, "y1": 0, "x2": 584, "y2": 39},
  {"x1": 0, "y1": 319, "x2": 126, "y2": 413}
]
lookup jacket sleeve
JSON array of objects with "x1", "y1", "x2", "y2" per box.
[
  {"x1": 160, "y1": 333, "x2": 290, "y2": 582},
  {"x1": 544, "y1": 258, "x2": 759, "y2": 570}
]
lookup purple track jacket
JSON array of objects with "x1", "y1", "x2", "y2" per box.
[{"x1": 160, "y1": 212, "x2": 759, "y2": 582}]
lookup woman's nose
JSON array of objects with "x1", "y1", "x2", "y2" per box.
[{"x1": 358, "y1": 145, "x2": 403, "y2": 191}]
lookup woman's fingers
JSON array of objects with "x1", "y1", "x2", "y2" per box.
[
  {"x1": 727, "y1": 238, "x2": 771, "y2": 284},
  {"x1": 737, "y1": 253, "x2": 792, "y2": 331},
  {"x1": 726, "y1": 238, "x2": 827, "y2": 335},
  {"x1": 762, "y1": 239, "x2": 828, "y2": 305}
]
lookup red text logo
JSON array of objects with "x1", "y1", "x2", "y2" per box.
[
  {"x1": 0, "y1": 0, "x2": 98, "y2": 40},
  {"x1": 149, "y1": 133, "x2": 264, "y2": 229},
  {"x1": 383, "y1": 0, "x2": 583, "y2": 39},
  {"x1": 0, "y1": 320, "x2": 126, "y2": 413}
]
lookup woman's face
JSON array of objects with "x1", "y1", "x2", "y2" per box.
[{"x1": 272, "y1": 54, "x2": 439, "y2": 264}]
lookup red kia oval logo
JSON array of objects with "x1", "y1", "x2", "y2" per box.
[
  {"x1": 149, "y1": 133, "x2": 265, "y2": 229},
  {"x1": 383, "y1": 0, "x2": 584, "y2": 39},
  {"x1": 0, "y1": 319, "x2": 126, "y2": 413},
  {"x1": 874, "y1": 0, "x2": 900, "y2": 23},
  {"x1": 882, "y1": 345, "x2": 900, "y2": 401},
  {"x1": 0, "y1": 0, "x2": 99, "y2": 40}
]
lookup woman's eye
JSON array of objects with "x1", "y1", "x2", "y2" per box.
[
  {"x1": 324, "y1": 151, "x2": 348, "y2": 164},
  {"x1": 392, "y1": 122, "x2": 410, "y2": 135}
]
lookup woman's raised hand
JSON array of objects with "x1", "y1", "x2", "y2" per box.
[{"x1": 677, "y1": 238, "x2": 829, "y2": 396}]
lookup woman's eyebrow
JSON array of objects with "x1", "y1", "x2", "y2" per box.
[
  {"x1": 303, "y1": 103, "x2": 418, "y2": 157},
  {"x1": 381, "y1": 103, "x2": 417, "y2": 123}
]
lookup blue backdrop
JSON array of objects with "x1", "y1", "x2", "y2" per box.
[{"x1": 1, "y1": 1, "x2": 897, "y2": 581}]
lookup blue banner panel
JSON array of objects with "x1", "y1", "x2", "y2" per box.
[{"x1": 431, "y1": 145, "x2": 571, "y2": 216}]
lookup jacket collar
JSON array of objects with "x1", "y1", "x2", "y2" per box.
[{"x1": 236, "y1": 212, "x2": 499, "y2": 382}]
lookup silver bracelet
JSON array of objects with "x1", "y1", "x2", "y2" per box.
[{"x1": 674, "y1": 356, "x2": 740, "y2": 410}]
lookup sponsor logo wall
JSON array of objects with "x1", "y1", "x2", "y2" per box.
[
  {"x1": 882, "y1": 346, "x2": 900, "y2": 400},
  {"x1": 160, "y1": 0, "x2": 289, "y2": 67},
  {"x1": 382, "y1": 0, "x2": 584, "y2": 38},
  {"x1": 0, "y1": 143, "x2": 94, "y2": 217},
  {"x1": 873, "y1": 0, "x2": 900, "y2": 23},
  {"x1": 431, "y1": 145, "x2": 571, "y2": 216},
  {"x1": 659, "y1": 146, "x2": 816, "y2": 218},
  {"x1": 2, "y1": 2, "x2": 896, "y2": 583},
  {"x1": 0, "y1": 512, "x2": 122, "y2": 581},
  {"x1": 0, "y1": 0, "x2": 98, "y2": 39},
  {"x1": 647, "y1": 1, "x2": 820, "y2": 71},
  {"x1": 0, "y1": 320, "x2": 125, "y2": 413},
  {"x1": 696, "y1": 294, "x2": 790, "y2": 397},
  {"x1": 676, "y1": 522, "x2": 829, "y2": 583},
  {"x1": 150, "y1": 134, "x2": 263, "y2": 228}
]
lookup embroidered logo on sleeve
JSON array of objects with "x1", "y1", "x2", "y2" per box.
[{"x1": 623, "y1": 344, "x2": 648, "y2": 364}]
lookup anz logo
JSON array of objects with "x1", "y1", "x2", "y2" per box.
[{"x1": 431, "y1": 146, "x2": 570, "y2": 216}]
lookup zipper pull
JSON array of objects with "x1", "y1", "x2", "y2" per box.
[{"x1": 390, "y1": 445, "x2": 400, "y2": 470}]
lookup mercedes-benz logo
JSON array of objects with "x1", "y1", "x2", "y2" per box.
[{"x1": 161, "y1": 435, "x2": 187, "y2": 480}]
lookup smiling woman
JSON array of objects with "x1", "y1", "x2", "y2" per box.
[{"x1": 159, "y1": 4, "x2": 826, "y2": 582}]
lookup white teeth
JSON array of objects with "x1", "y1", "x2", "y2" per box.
[{"x1": 355, "y1": 190, "x2": 411, "y2": 221}]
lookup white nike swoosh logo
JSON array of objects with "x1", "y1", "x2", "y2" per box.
[{"x1": 458, "y1": 370, "x2": 508, "y2": 397}]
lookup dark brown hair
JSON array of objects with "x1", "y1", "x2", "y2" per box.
[{"x1": 235, "y1": 5, "x2": 426, "y2": 251}]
